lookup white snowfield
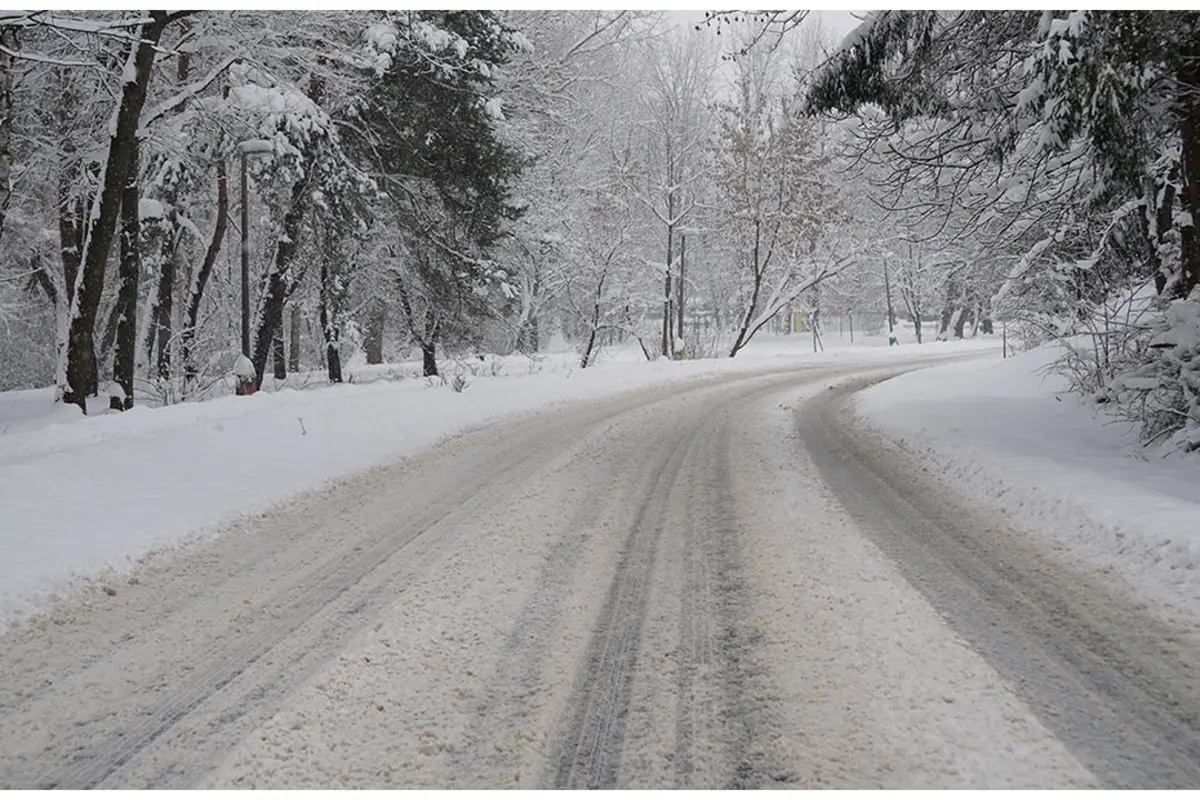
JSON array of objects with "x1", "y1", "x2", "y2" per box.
[
  {"x1": 0, "y1": 335, "x2": 988, "y2": 627},
  {"x1": 855, "y1": 345, "x2": 1200, "y2": 617},
  {"x1": 2, "y1": 335, "x2": 1199, "y2": 789}
]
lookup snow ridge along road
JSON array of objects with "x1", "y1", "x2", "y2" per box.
[
  {"x1": 801, "y1": 376, "x2": 1200, "y2": 789},
  {"x1": 1, "y1": 357, "x2": 1190, "y2": 788}
]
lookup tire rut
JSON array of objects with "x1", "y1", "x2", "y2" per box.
[
  {"x1": 6, "y1": 382, "x2": 753, "y2": 790},
  {"x1": 799, "y1": 377, "x2": 1200, "y2": 789},
  {"x1": 546, "y1": 375, "x2": 811, "y2": 789},
  {"x1": 544, "y1": 412, "x2": 702, "y2": 789}
]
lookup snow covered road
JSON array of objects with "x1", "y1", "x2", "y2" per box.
[{"x1": 0, "y1": 360, "x2": 1194, "y2": 788}]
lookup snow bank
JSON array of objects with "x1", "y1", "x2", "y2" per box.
[
  {"x1": 0, "y1": 336, "x2": 995, "y2": 627},
  {"x1": 856, "y1": 346, "x2": 1200, "y2": 615}
]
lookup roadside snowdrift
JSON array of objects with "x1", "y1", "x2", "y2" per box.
[
  {"x1": 856, "y1": 346, "x2": 1200, "y2": 615},
  {"x1": 0, "y1": 337, "x2": 994, "y2": 627}
]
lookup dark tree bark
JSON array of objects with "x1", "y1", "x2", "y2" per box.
[
  {"x1": 0, "y1": 26, "x2": 16, "y2": 244},
  {"x1": 1177, "y1": 56, "x2": 1200, "y2": 299},
  {"x1": 729, "y1": 220, "x2": 763, "y2": 358},
  {"x1": 318, "y1": 279, "x2": 342, "y2": 384},
  {"x1": 288, "y1": 306, "x2": 301, "y2": 372},
  {"x1": 937, "y1": 275, "x2": 958, "y2": 340},
  {"x1": 57, "y1": 68, "x2": 92, "y2": 389},
  {"x1": 60, "y1": 12, "x2": 177, "y2": 412},
  {"x1": 580, "y1": 274, "x2": 607, "y2": 369},
  {"x1": 143, "y1": 37, "x2": 192, "y2": 381},
  {"x1": 110, "y1": 145, "x2": 140, "y2": 411},
  {"x1": 272, "y1": 321, "x2": 286, "y2": 380},
  {"x1": 181, "y1": 158, "x2": 228, "y2": 384},
  {"x1": 364, "y1": 299, "x2": 385, "y2": 364},
  {"x1": 954, "y1": 290, "x2": 972, "y2": 339},
  {"x1": 421, "y1": 340, "x2": 437, "y2": 378},
  {"x1": 318, "y1": 241, "x2": 345, "y2": 383},
  {"x1": 251, "y1": 170, "x2": 310, "y2": 386},
  {"x1": 395, "y1": 280, "x2": 439, "y2": 377}
]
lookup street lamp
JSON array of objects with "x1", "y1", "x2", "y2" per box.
[{"x1": 235, "y1": 139, "x2": 274, "y2": 394}]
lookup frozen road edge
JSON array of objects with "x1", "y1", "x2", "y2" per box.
[{"x1": 799, "y1": 374, "x2": 1200, "y2": 788}]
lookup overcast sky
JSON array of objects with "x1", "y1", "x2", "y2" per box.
[{"x1": 671, "y1": 10, "x2": 865, "y2": 54}]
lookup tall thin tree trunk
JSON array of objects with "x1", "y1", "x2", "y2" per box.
[
  {"x1": 272, "y1": 320, "x2": 286, "y2": 380},
  {"x1": 111, "y1": 145, "x2": 140, "y2": 410},
  {"x1": 364, "y1": 299, "x2": 385, "y2": 364},
  {"x1": 181, "y1": 158, "x2": 228, "y2": 384},
  {"x1": 1178, "y1": 55, "x2": 1200, "y2": 299},
  {"x1": 319, "y1": 257, "x2": 343, "y2": 383},
  {"x1": 729, "y1": 220, "x2": 762, "y2": 358},
  {"x1": 59, "y1": 12, "x2": 173, "y2": 412},
  {"x1": 288, "y1": 306, "x2": 301, "y2": 372},
  {"x1": 251, "y1": 173, "x2": 310, "y2": 386},
  {"x1": 144, "y1": 225, "x2": 179, "y2": 380},
  {"x1": 0, "y1": 25, "x2": 17, "y2": 245}
]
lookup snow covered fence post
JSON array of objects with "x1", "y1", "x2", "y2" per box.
[{"x1": 234, "y1": 353, "x2": 256, "y2": 396}]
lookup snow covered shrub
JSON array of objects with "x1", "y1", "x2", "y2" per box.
[
  {"x1": 1107, "y1": 295, "x2": 1200, "y2": 450},
  {"x1": 451, "y1": 374, "x2": 469, "y2": 393}
]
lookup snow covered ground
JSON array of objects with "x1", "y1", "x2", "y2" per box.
[
  {"x1": 855, "y1": 344, "x2": 1200, "y2": 617},
  {"x1": 0, "y1": 332, "x2": 992, "y2": 628}
]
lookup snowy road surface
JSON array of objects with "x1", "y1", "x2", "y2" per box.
[{"x1": 1, "y1": 362, "x2": 1197, "y2": 788}]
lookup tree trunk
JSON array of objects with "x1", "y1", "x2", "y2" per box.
[
  {"x1": 251, "y1": 172, "x2": 310, "y2": 386},
  {"x1": 729, "y1": 220, "x2": 762, "y2": 358},
  {"x1": 319, "y1": 295, "x2": 342, "y2": 383},
  {"x1": 422, "y1": 340, "x2": 437, "y2": 378},
  {"x1": 0, "y1": 25, "x2": 16, "y2": 244},
  {"x1": 516, "y1": 314, "x2": 539, "y2": 353},
  {"x1": 181, "y1": 158, "x2": 228, "y2": 384},
  {"x1": 1177, "y1": 55, "x2": 1200, "y2": 299},
  {"x1": 364, "y1": 299, "x2": 385, "y2": 364},
  {"x1": 59, "y1": 12, "x2": 173, "y2": 412},
  {"x1": 318, "y1": 256, "x2": 343, "y2": 383},
  {"x1": 147, "y1": 226, "x2": 178, "y2": 380},
  {"x1": 937, "y1": 275, "x2": 958, "y2": 340},
  {"x1": 111, "y1": 145, "x2": 140, "y2": 411},
  {"x1": 272, "y1": 320, "x2": 287, "y2": 380},
  {"x1": 142, "y1": 41, "x2": 191, "y2": 381},
  {"x1": 288, "y1": 306, "x2": 301, "y2": 372},
  {"x1": 954, "y1": 293, "x2": 971, "y2": 339},
  {"x1": 580, "y1": 275, "x2": 606, "y2": 369},
  {"x1": 57, "y1": 69, "x2": 93, "y2": 392}
]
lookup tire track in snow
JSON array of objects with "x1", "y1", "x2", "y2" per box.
[
  {"x1": 544, "y1": 414, "x2": 701, "y2": 789},
  {"x1": 7, "y1": 381, "x2": 754, "y2": 790},
  {"x1": 546, "y1": 376, "x2": 807, "y2": 789},
  {"x1": 801, "y1": 377, "x2": 1200, "y2": 789},
  {"x1": 673, "y1": 393, "x2": 794, "y2": 790}
]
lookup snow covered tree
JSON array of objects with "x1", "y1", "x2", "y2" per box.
[
  {"x1": 712, "y1": 28, "x2": 844, "y2": 357},
  {"x1": 353, "y1": 11, "x2": 525, "y2": 376},
  {"x1": 807, "y1": 10, "x2": 1200, "y2": 445}
]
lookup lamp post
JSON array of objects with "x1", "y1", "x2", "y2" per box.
[{"x1": 235, "y1": 139, "x2": 274, "y2": 395}]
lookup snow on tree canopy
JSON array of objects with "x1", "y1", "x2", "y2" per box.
[
  {"x1": 138, "y1": 198, "x2": 166, "y2": 221},
  {"x1": 238, "y1": 139, "x2": 275, "y2": 155}
]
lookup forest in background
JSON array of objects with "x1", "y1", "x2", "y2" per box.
[{"x1": 0, "y1": 11, "x2": 1197, "y2": 451}]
